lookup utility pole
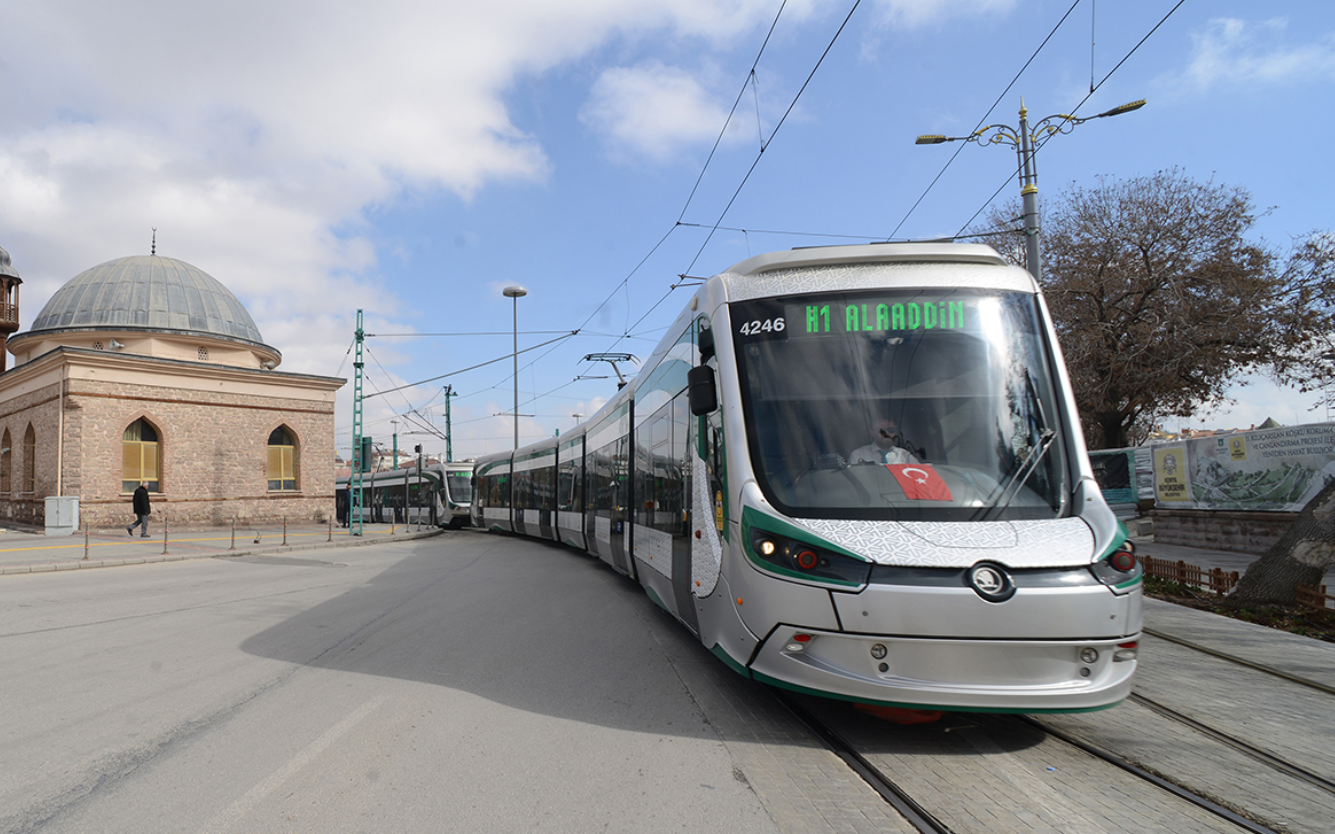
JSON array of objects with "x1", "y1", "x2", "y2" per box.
[
  {"x1": 351, "y1": 309, "x2": 365, "y2": 537},
  {"x1": 443, "y1": 385, "x2": 457, "y2": 462}
]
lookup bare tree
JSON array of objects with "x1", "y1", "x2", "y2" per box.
[
  {"x1": 974, "y1": 170, "x2": 1335, "y2": 603},
  {"x1": 978, "y1": 169, "x2": 1335, "y2": 449}
]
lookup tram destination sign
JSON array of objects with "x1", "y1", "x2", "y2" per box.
[{"x1": 734, "y1": 292, "x2": 994, "y2": 341}]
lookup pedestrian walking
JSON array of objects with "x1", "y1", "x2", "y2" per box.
[{"x1": 127, "y1": 482, "x2": 151, "y2": 537}]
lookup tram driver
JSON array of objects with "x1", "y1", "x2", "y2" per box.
[{"x1": 849, "y1": 417, "x2": 921, "y2": 466}]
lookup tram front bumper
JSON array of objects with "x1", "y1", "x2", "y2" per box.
[{"x1": 749, "y1": 625, "x2": 1138, "y2": 712}]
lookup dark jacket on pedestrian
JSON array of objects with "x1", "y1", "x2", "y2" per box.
[{"x1": 132, "y1": 485, "x2": 151, "y2": 516}]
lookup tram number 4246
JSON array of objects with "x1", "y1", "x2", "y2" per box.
[{"x1": 738, "y1": 317, "x2": 785, "y2": 336}]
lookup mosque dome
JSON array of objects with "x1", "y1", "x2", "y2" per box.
[
  {"x1": 25, "y1": 254, "x2": 269, "y2": 347},
  {"x1": 8, "y1": 253, "x2": 281, "y2": 369}
]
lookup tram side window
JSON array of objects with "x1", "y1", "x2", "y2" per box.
[
  {"x1": 477, "y1": 471, "x2": 510, "y2": 508},
  {"x1": 635, "y1": 422, "x2": 654, "y2": 529},
  {"x1": 514, "y1": 469, "x2": 533, "y2": 510},
  {"x1": 558, "y1": 446, "x2": 582, "y2": 513},
  {"x1": 535, "y1": 463, "x2": 555, "y2": 512},
  {"x1": 590, "y1": 445, "x2": 616, "y2": 514},
  {"x1": 493, "y1": 474, "x2": 510, "y2": 507}
]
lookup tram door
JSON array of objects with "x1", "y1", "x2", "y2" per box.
[
  {"x1": 669, "y1": 390, "x2": 699, "y2": 634},
  {"x1": 688, "y1": 315, "x2": 726, "y2": 603},
  {"x1": 609, "y1": 433, "x2": 631, "y2": 575},
  {"x1": 587, "y1": 405, "x2": 633, "y2": 577}
]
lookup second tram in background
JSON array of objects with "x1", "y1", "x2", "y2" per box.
[
  {"x1": 471, "y1": 242, "x2": 1142, "y2": 712},
  {"x1": 337, "y1": 461, "x2": 474, "y2": 528}
]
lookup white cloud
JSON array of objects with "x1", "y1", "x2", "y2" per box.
[
  {"x1": 1185, "y1": 18, "x2": 1335, "y2": 89},
  {"x1": 870, "y1": 0, "x2": 1016, "y2": 29},
  {"x1": 0, "y1": 0, "x2": 785, "y2": 387},
  {"x1": 580, "y1": 62, "x2": 747, "y2": 163}
]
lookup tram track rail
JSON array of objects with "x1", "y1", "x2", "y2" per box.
[
  {"x1": 775, "y1": 685, "x2": 1294, "y2": 834},
  {"x1": 763, "y1": 626, "x2": 1335, "y2": 834},
  {"x1": 773, "y1": 690, "x2": 956, "y2": 834},
  {"x1": 1143, "y1": 627, "x2": 1335, "y2": 698},
  {"x1": 1128, "y1": 692, "x2": 1335, "y2": 798},
  {"x1": 1018, "y1": 714, "x2": 1283, "y2": 834}
]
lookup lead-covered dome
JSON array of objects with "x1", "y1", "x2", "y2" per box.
[{"x1": 27, "y1": 255, "x2": 268, "y2": 347}]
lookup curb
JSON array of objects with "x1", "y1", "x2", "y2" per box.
[{"x1": 0, "y1": 527, "x2": 444, "y2": 576}]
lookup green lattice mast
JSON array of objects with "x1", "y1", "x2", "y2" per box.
[{"x1": 351, "y1": 309, "x2": 365, "y2": 536}]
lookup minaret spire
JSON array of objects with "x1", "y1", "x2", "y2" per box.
[
  {"x1": 0, "y1": 245, "x2": 23, "y2": 373},
  {"x1": 151, "y1": 228, "x2": 157, "y2": 256}
]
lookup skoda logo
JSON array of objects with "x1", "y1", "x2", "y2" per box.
[{"x1": 968, "y1": 561, "x2": 1016, "y2": 602}]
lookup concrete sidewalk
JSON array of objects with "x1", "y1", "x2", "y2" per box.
[{"x1": 0, "y1": 520, "x2": 444, "y2": 575}]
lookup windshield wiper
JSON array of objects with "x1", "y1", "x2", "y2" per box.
[{"x1": 982, "y1": 429, "x2": 1056, "y2": 520}]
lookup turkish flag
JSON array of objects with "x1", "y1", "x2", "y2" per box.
[{"x1": 887, "y1": 464, "x2": 954, "y2": 501}]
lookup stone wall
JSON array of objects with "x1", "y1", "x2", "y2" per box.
[
  {"x1": 1149, "y1": 508, "x2": 1297, "y2": 554},
  {"x1": 0, "y1": 379, "x2": 61, "y2": 525},
  {"x1": 0, "y1": 372, "x2": 338, "y2": 529}
]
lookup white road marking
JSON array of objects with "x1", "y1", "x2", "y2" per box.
[{"x1": 196, "y1": 695, "x2": 387, "y2": 834}]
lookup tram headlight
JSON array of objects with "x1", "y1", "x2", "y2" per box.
[{"x1": 745, "y1": 525, "x2": 871, "y2": 587}]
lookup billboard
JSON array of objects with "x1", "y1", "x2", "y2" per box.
[{"x1": 1152, "y1": 423, "x2": 1335, "y2": 511}]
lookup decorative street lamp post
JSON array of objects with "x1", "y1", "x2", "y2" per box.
[
  {"x1": 916, "y1": 98, "x2": 1145, "y2": 280},
  {"x1": 503, "y1": 285, "x2": 528, "y2": 450}
]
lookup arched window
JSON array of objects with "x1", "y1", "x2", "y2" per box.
[
  {"x1": 122, "y1": 419, "x2": 160, "y2": 493},
  {"x1": 22, "y1": 424, "x2": 35, "y2": 494},
  {"x1": 267, "y1": 426, "x2": 297, "y2": 491},
  {"x1": 0, "y1": 429, "x2": 10, "y2": 495}
]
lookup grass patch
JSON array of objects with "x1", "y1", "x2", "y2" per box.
[{"x1": 1144, "y1": 577, "x2": 1335, "y2": 644}]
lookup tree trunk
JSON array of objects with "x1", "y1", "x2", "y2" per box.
[
  {"x1": 1094, "y1": 412, "x2": 1128, "y2": 450},
  {"x1": 1230, "y1": 475, "x2": 1335, "y2": 605}
]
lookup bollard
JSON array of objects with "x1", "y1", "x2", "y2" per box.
[
  {"x1": 231, "y1": 518, "x2": 236, "y2": 550},
  {"x1": 83, "y1": 524, "x2": 90, "y2": 560},
  {"x1": 162, "y1": 518, "x2": 169, "y2": 555},
  {"x1": 283, "y1": 517, "x2": 288, "y2": 546},
  {"x1": 328, "y1": 518, "x2": 333, "y2": 542}
]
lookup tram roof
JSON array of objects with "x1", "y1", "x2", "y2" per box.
[{"x1": 723, "y1": 242, "x2": 1011, "y2": 277}]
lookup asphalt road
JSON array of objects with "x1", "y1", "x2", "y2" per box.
[{"x1": 0, "y1": 533, "x2": 782, "y2": 834}]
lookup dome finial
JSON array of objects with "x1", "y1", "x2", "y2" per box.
[{"x1": 151, "y1": 228, "x2": 157, "y2": 256}]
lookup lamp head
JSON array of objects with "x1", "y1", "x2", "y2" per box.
[
  {"x1": 503, "y1": 285, "x2": 528, "y2": 298},
  {"x1": 1098, "y1": 99, "x2": 1146, "y2": 118},
  {"x1": 915, "y1": 134, "x2": 949, "y2": 145}
]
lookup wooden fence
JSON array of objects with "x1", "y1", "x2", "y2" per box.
[
  {"x1": 1141, "y1": 554, "x2": 1239, "y2": 597},
  {"x1": 1296, "y1": 584, "x2": 1335, "y2": 612},
  {"x1": 1142, "y1": 554, "x2": 1333, "y2": 612}
]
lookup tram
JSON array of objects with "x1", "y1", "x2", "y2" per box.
[
  {"x1": 338, "y1": 461, "x2": 473, "y2": 528},
  {"x1": 471, "y1": 243, "x2": 1141, "y2": 712}
]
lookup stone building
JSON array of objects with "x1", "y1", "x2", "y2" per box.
[{"x1": 0, "y1": 245, "x2": 344, "y2": 528}]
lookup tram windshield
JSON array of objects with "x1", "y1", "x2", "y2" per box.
[
  {"x1": 731, "y1": 288, "x2": 1068, "y2": 521},
  {"x1": 446, "y1": 471, "x2": 473, "y2": 503}
]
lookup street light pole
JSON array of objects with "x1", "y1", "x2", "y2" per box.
[
  {"x1": 916, "y1": 98, "x2": 1145, "y2": 280},
  {"x1": 503, "y1": 285, "x2": 528, "y2": 450}
]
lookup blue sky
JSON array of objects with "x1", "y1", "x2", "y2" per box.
[{"x1": 2, "y1": 0, "x2": 1333, "y2": 460}]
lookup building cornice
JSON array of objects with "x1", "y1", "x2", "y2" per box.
[{"x1": 1, "y1": 345, "x2": 344, "y2": 392}]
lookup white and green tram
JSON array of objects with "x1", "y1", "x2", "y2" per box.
[
  {"x1": 472, "y1": 243, "x2": 1141, "y2": 712},
  {"x1": 338, "y1": 461, "x2": 473, "y2": 528}
]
